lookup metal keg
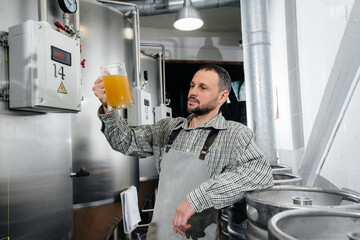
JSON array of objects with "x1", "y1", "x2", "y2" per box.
[
  {"x1": 245, "y1": 186, "x2": 360, "y2": 240},
  {"x1": 220, "y1": 208, "x2": 230, "y2": 239},
  {"x1": 273, "y1": 172, "x2": 302, "y2": 186},
  {"x1": 271, "y1": 164, "x2": 292, "y2": 174},
  {"x1": 227, "y1": 199, "x2": 247, "y2": 240},
  {"x1": 268, "y1": 209, "x2": 360, "y2": 240},
  {"x1": 226, "y1": 170, "x2": 301, "y2": 240}
]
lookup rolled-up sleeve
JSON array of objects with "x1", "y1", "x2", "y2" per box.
[{"x1": 187, "y1": 128, "x2": 274, "y2": 212}]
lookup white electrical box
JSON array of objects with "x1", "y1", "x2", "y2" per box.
[
  {"x1": 155, "y1": 104, "x2": 172, "y2": 123},
  {"x1": 8, "y1": 20, "x2": 81, "y2": 112},
  {"x1": 127, "y1": 88, "x2": 154, "y2": 126}
]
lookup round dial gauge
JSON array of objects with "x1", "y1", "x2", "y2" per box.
[{"x1": 58, "y1": 0, "x2": 77, "y2": 13}]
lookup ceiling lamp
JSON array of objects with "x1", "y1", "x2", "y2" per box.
[{"x1": 174, "y1": 0, "x2": 204, "y2": 31}]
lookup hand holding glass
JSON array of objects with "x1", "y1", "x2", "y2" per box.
[{"x1": 100, "y1": 63, "x2": 134, "y2": 111}]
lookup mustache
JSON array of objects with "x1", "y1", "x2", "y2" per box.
[{"x1": 188, "y1": 95, "x2": 200, "y2": 103}]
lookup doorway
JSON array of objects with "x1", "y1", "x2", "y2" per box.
[{"x1": 165, "y1": 60, "x2": 247, "y2": 125}]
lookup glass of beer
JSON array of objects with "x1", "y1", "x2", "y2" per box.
[{"x1": 100, "y1": 63, "x2": 134, "y2": 111}]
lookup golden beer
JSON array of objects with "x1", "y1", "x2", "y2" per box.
[
  {"x1": 101, "y1": 63, "x2": 134, "y2": 111},
  {"x1": 103, "y1": 74, "x2": 134, "y2": 110}
]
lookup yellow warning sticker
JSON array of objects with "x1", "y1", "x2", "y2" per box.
[{"x1": 57, "y1": 82, "x2": 67, "y2": 94}]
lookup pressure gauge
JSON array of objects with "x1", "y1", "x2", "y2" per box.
[{"x1": 58, "y1": 0, "x2": 77, "y2": 13}]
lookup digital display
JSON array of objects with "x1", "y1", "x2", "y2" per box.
[
  {"x1": 51, "y1": 46, "x2": 71, "y2": 66},
  {"x1": 144, "y1": 99, "x2": 150, "y2": 106}
]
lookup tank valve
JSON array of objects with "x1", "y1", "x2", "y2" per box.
[
  {"x1": 70, "y1": 165, "x2": 90, "y2": 178},
  {"x1": 291, "y1": 196, "x2": 312, "y2": 206},
  {"x1": 81, "y1": 59, "x2": 86, "y2": 68}
]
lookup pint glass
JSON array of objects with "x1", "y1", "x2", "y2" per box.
[{"x1": 100, "y1": 63, "x2": 134, "y2": 111}]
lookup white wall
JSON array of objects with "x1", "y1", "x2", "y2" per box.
[
  {"x1": 268, "y1": 0, "x2": 360, "y2": 192},
  {"x1": 296, "y1": 0, "x2": 360, "y2": 192},
  {"x1": 140, "y1": 27, "x2": 243, "y2": 62},
  {"x1": 268, "y1": 0, "x2": 305, "y2": 172},
  {"x1": 297, "y1": 0, "x2": 353, "y2": 146}
]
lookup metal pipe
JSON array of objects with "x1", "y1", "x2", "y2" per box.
[
  {"x1": 112, "y1": 0, "x2": 239, "y2": 16},
  {"x1": 74, "y1": 0, "x2": 81, "y2": 38},
  {"x1": 38, "y1": 0, "x2": 47, "y2": 22},
  {"x1": 140, "y1": 43, "x2": 166, "y2": 104},
  {"x1": 240, "y1": 0, "x2": 277, "y2": 164},
  {"x1": 97, "y1": 0, "x2": 141, "y2": 88}
]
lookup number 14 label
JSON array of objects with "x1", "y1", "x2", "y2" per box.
[{"x1": 53, "y1": 63, "x2": 65, "y2": 80}]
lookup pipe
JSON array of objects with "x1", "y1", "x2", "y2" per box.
[
  {"x1": 74, "y1": 0, "x2": 81, "y2": 38},
  {"x1": 140, "y1": 43, "x2": 166, "y2": 104},
  {"x1": 38, "y1": 0, "x2": 47, "y2": 22},
  {"x1": 240, "y1": 0, "x2": 277, "y2": 164},
  {"x1": 97, "y1": 0, "x2": 141, "y2": 88},
  {"x1": 111, "y1": 0, "x2": 239, "y2": 16}
]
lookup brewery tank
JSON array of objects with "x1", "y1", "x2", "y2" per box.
[
  {"x1": 0, "y1": 1, "x2": 74, "y2": 239},
  {"x1": 0, "y1": 0, "x2": 142, "y2": 239},
  {"x1": 70, "y1": 0, "x2": 139, "y2": 209}
]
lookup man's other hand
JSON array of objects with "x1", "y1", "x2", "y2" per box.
[{"x1": 172, "y1": 198, "x2": 196, "y2": 236}]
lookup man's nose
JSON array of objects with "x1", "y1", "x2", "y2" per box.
[{"x1": 188, "y1": 87, "x2": 197, "y2": 96}]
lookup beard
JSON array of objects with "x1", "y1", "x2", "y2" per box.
[{"x1": 187, "y1": 96, "x2": 218, "y2": 116}]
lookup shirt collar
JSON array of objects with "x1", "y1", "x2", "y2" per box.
[{"x1": 176, "y1": 112, "x2": 227, "y2": 130}]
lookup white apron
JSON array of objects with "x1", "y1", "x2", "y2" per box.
[{"x1": 146, "y1": 128, "x2": 219, "y2": 240}]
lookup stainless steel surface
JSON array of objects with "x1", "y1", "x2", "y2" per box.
[
  {"x1": 240, "y1": 0, "x2": 277, "y2": 164},
  {"x1": 273, "y1": 172, "x2": 302, "y2": 186},
  {"x1": 138, "y1": 51, "x2": 161, "y2": 181},
  {"x1": 271, "y1": 164, "x2": 292, "y2": 174},
  {"x1": 291, "y1": 196, "x2": 312, "y2": 206},
  {"x1": 140, "y1": 43, "x2": 166, "y2": 105},
  {"x1": 97, "y1": 0, "x2": 141, "y2": 88},
  {"x1": 348, "y1": 232, "x2": 360, "y2": 240},
  {"x1": 0, "y1": 1, "x2": 73, "y2": 239},
  {"x1": 246, "y1": 186, "x2": 360, "y2": 240},
  {"x1": 71, "y1": 0, "x2": 139, "y2": 207},
  {"x1": 268, "y1": 209, "x2": 360, "y2": 240},
  {"x1": 0, "y1": 109, "x2": 73, "y2": 240}
]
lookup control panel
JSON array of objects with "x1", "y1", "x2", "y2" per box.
[
  {"x1": 155, "y1": 104, "x2": 172, "y2": 123},
  {"x1": 8, "y1": 20, "x2": 81, "y2": 112},
  {"x1": 127, "y1": 88, "x2": 154, "y2": 126}
]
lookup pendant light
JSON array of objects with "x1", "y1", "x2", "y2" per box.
[{"x1": 174, "y1": 0, "x2": 204, "y2": 31}]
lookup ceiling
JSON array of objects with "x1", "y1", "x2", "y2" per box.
[{"x1": 139, "y1": 7, "x2": 242, "y2": 32}]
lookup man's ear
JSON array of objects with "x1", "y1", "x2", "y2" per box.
[{"x1": 218, "y1": 90, "x2": 229, "y2": 105}]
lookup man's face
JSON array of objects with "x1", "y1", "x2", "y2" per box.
[{"x1": 187, "y1": 69, "x2": 221, "y2": 116}]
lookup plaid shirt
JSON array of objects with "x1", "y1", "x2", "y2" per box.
[{"x1": 99, "y1": 108, "x2": 273, "y2": 212}]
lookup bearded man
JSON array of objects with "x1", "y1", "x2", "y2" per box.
[{"x1": 92, "y1": 64, "x2": 273, "y2": 240}]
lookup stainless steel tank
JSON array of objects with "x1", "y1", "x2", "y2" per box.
[
  {"x1": 138, "y1": 52, "x2": 161, "y2": 182},
  {"x1": 70, "y1": 0, "x2": 139, "y2": 209},
  {"x1": 245, "y1": 186, "x2": 360, "y2": 240},
  {"x1": 1, "y1": 0, "x2": 142, "y2": 239},
  {"x1": 268, "y1": 209, "x2": 360, "y2": 240},
  {"x1": 1, "y1": 1, "x2": 72, "y2": 239}
]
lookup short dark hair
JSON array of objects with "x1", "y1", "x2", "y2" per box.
[{"x1": 198, "y1": 64, "x2": 232, "y2": 93}]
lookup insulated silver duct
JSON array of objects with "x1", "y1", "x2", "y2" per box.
[
  {"x1": 111, "y1": 0, "x2": 239, "y2": 16},
  {"x1": 240, "y1": 0, "x2": 277, "y2": 164}
]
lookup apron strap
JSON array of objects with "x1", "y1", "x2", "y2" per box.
[
  {"x1": 199, "y1": 128, "x2": 219, "y2": 160},
  {"x1": 165, "y1": 123, "x2": 220, "y2": 160},
  {"x1": 165, "y1": 122, "x2": 183, "y2": 153}
]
